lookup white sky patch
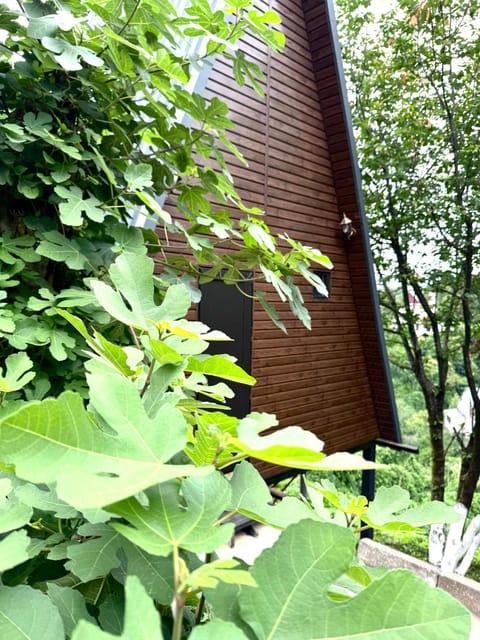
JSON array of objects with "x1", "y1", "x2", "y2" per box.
[{"x1": 370, "y1": 0, "x2": 397, "y2": 15}]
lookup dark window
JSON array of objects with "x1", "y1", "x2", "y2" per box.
[{"x1": 198, "y1": 278, "x2": 253, "y2": 418}]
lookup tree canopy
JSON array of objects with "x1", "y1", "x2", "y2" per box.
[{"x1": 335, "y1": 0, "x2": 480, "y2": 511}]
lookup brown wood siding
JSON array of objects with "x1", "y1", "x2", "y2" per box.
[
  {"x1": 303, "y1": 0, "x2": 398, "y2": 443},
  {"x1": 201, "y1": 0, "x2": 381, "y2": 479},
  {"x1": 159, "y1": 0, "x2": 398, "y2": 479}
]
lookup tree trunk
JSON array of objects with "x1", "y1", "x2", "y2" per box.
[
  {"x1": 457, "y1": 415, "x2": 480, "y2": 510},
  {"x1": 429, "y1": 409, "x2": 446, "y2": 502}
]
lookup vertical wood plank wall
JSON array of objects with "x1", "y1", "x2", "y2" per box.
[
  {"x1": 303, "y1": 0, "x2": 398, "y2": 445},
  {"x1": 206, "y1": 0, "x2": 379, "y2": 478},
  {"x1": 160, "y1": 0, "x2": 397, "y2": 479}
]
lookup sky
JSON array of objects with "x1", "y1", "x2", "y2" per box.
[{"x1": 370, "y1": 0, "x2": 397, "y2": 15}]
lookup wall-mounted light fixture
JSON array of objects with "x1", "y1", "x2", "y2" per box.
[{"x1": 340, "y1": 213, "x2": 357, "y2": 239}]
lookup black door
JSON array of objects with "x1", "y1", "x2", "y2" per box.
[{"x1": 198, "y1": 278, "x2": 253, "y2": 418}]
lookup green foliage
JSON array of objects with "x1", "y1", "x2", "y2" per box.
[
  {"x1": 206, "y1": 521, "x2": 469, "y2": 639},
  {"x1": 0, "y1": 352, "x2": 35, "y2": 394},
  {"x1": 0, "y1": 251, "x2": 472, "y2": 639},
  {"x1": 307, "y1": 480, "x2": 460, "y2": 535},
  {"x1": 336, "y1": 0, "x2": 480, "y2": 507},
  {"x1": 71, "y1": 576, "x2": 162, "y2": 640},
  {"x1": 0, "y1": 584, "x2": 64, "y2": 639},
  {"x1": 0, "y1": 0, "x2": 330, "y2": 399},
  {"x1": 109, "y1": 475, "x2": 235, "y2": 557}
]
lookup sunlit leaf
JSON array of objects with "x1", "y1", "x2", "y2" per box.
[
  {"x1": 0, "y1": 352, "x2": 35, "y2": 393},
  {"x1": 90, "y1": 254, "x2": 191, "y2": 332},
  {"x1": 49, "y1": 524, "x2": 123, "y2": 582},
  {"x1": 109, "y1": 474, "x2": 233, "y2": 556},
  {"x1": 364, "y1": 486, "x2": 462, "y2": 531},
  {"x1": 0, "y1": 477, "x2": 33, "y2": 533},
  {"x1": 232, "y1": 520, "x2": 471, "y2": 639},
  {"x1": 229, "y1": 461, "x2": 317, "y2": 528},
  {"x1": 186, "y1": 355, "x2": 256, "y2": 385},
  {"x1": 183, "y1": 558, "x2": 256, "y2": 590},
  {"x1": 189, "y1": 619, "x2": 249, "y2": 639},
  {"x1": 0, "y1": 372, "x2": 205, "y2": 509},
  {"x1": 0, "y1": 530, "x2": 34, "y2": 572},
  {"x1": 0, "y1": 584, "x2": 64, "y2": 639},
  {"x1": 125, "y1": 164, "x2": 153, "y2": 190},
  {"x1": 55, "y1": 186, "x2": 104, "y2": 225},
  {"x1": 37, "y1": 231, "x2": 90, "y2": 270},
  {"x1": 14, "y1": 483, "x2": 78, "y2": 519}
]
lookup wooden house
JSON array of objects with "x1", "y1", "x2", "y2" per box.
[{"x1": 162, "y1": 0, "x2": 405, "y2": 482}]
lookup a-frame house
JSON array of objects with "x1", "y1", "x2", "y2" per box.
[{"x1": 164, "y1": 0, "x2": 404, "y2": 482}]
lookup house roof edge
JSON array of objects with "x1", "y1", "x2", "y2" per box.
[{"x1": 323, "y1": 0, "x2": 402, "y2": 443}]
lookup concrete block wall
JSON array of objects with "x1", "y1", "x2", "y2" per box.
[{"x1": 358, "y1": 539, "x2": 480, "y2": 617}]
